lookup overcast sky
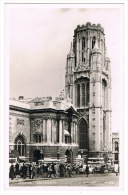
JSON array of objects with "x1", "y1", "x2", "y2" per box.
[{"x1": 5, "y1": 4, "x2": 124, "y2": 132}]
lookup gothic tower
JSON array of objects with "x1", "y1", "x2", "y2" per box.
[{"x1": 65, "y1": 22, "x2": 112, "y2": 156}]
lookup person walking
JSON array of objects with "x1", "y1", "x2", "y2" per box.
[
  {"x1": 28, "y1": 162, "x2": 32, "y2": 179},
  {"x1": 114, "y1": 164, "x2": 119, "y2": 176},
  {"x1": 36, "y1": 164, "x2": 41, "y2": 180},
  {"x1": 32, "y1": 163, "x2": 36, "y2": 179},
  {"x1": 10, "y1": 163, "x2": 15, "y2": 180},
  {"x1": 67, "y1": 164, "x2": 72, "y2": 177},
  {"x1": 22, "y1": 163, "x2": 27, "y2": 179},
  {"x1": 54, "y1": 163, "x2": 59, "y2": 178},
  {"x1": 86, "y1": 164, "x2": 89, "y2": 177},
  {"x1": 59, "y1": 163, "x2": 65, "y2": 177},
  {"x1": 15, "y1": 162, "x2": 20, "y2": 177}
]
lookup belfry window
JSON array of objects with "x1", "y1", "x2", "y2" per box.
[
  {"x1": 82, "y1": 37, "x2": 85, "y2": 50},
  {"x1": 86, "y1": 82, "x2": 89, "y2": 106},
  {"x1": 77, "y1": 84, "x2": 80, "y2": 107},
  {"x1": 82, "y1": 83, "x2": 85, "y2": 106},
  {"x1": 102, "y1": 79, "x2": 107, "y2": 108},
  {"x1": 92, "y1": 36, "x2": 96, "y2": 49}
]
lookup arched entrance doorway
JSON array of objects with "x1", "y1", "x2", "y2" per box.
[
  {"x1": 78, "y1": 118, "x2": 89, "y2": 150},
  {"x1": 15, "y1": 134, "x2": 26, "y2": 157},
  {"x1": 33, "y1": 150, "x2": 43, "y2": 163},
  {"x1": 65, "y1": 149, "x2": 73, "y2": 163}
]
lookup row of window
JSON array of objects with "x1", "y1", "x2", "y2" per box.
[
  {"x1": 80, "y1": 36, "x2": 101, "y2": 50},
  {"x1": 76, "y1": 82, "x2": 89, "y2": 107}
]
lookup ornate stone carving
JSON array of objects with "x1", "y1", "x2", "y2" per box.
[
  {"x1": 34, "y1": 119, "x2": 43, "y2": 127},
  {"x1": 17, "y1": 119, "x2": 24, "y2": 125}
]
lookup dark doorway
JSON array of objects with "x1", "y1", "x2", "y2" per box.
[
  {"x1": 79, "y1": 118, "x2": 89, "y2": 150},
  {"x1": 33, "y1": 150, "x2": 41, "y2": 163},
  {"x1": 65, "y1": 149, "x2": 72, "y2": 163}
]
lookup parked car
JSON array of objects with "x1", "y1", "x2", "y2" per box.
[
  {"x1": 94, "y1": 165, "x2": 104, "y2": 173},
  {"x1": 79, "y1": 164, "x2": 86, "y2": 174}
]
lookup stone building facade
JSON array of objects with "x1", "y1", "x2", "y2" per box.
[
  {"x1": 65, "y1": 22, "x2": 112, "y2": 158},
  {"x1": 9, "y1": 96, "x2": 79, "y2": 163},
  {"x1": 112, "y1": 132, "x2": 119, "y2": 164}
]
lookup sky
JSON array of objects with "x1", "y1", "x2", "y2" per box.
[{"x1": 5, "y1": 4, "x2": 124, "y2": 133}]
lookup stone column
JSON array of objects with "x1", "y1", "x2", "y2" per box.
[
  {"x1": 52, "y1": 119, "x2": 56, "y2": 143},
  {"x1": 62, "y1": 120, "x2": 64, "y2": 143},
  {"x1": 73, "y1": 122, "x2": 75, "y2": 143},
  {"x1": 71, "y1": 122, "x2": 73, "y2": 144},
  {"x1": 47, "y1": 119, "x2": 51, "y2": 143},
  {"x1": 59, "y1": 120, "x2": 62, "y2": 143},
  {"x1": 80, "y1": 83, "x2": 82, "y2": 107},
  {"x1": 75, "y1": 123, "x2": 78, "y2": 144},
  {"x1": 43, "y1": 119, "x2": 46, "y2": 142}
]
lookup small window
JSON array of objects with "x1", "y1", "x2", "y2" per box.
[
  {"x1": 92, "y1": 36, "x2": 96, "y2": 49},
  {"x1": 34, "y1": 134, "x2": 43, "y2": 143},
  {"x1": 82, "y1": 37, "x2": 85, "y2": 50},
  {"x1": 65, "y1": 135, "x2": 71, "y2": 144},
  {"x1": 115, "y1": 141, "x2": 119, "y2": 151}
]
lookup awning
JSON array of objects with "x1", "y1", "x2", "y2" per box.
[{"x1": 64, "y1": 130, "x2": 70, "y2": 136}]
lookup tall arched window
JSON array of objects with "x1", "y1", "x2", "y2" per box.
[
  {"x1": 102, "y1": 79, "x2": 107, "y2": 108},
  {"x1": 82, "y1": 83, "x2": 85, "y2": 106},
  {"x1": 86, "y1": 82, "x2": 89, "y2": 106},
  {"x1": 77, "y1": 84, "x2": 80, "y2": 107},
  {"x1": 79, "y1": 118, "x2": 88, "y2": 150},
  {"x1": 92, "y1": 36, "x2": 96, "y2": 49},
  {"x1": 115, "y1": 141, "x2": 119, "y2": 151},
  {"x1": 15, "y1": 135, "x2": 26, "y2": 156},
  {"x1": 82, "y1": 37, "x2": 85, "y2": 50}
]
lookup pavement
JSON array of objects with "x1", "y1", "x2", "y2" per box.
[{"x1": 9, "y1": 172, "x2": 118, "y2": 184}]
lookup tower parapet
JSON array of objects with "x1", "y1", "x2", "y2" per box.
[{"x1": 74, "y1": 22, "x2": 104, "y2": 35}]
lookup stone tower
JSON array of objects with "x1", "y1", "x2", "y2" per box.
[{"x1": 65, "y1": 22, "x2": 112, "y2": 156}]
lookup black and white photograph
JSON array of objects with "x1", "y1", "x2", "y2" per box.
[{"x1": 0, "y1": 1, "x2": 128, "y2": 194}]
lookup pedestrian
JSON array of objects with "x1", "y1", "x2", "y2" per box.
[
  {"x1": 47, "y1": 163, "x2": 52, "y2": 178},
  {"x1": 10, "y1": 162, "x2": 15, "y2": 180},
  {"x1": 32, "y1": 163, "x2": 36, "y2": 179},
  {"x1": 59, "y1": 163, "x2": 65, "y2": 177},
  {"x1": 40, "y1": 163, "x2": 44, "y2": 178},
  {"x1": 67, "y1": 164, "x2": 72, "y2": 177},
  {"x1": 28, "y1": 162, "x2": 32, "y2": 179},
  {"x1": 54, "y1": 163, "x2": 59, "y2": 178},
  {"x1": 36, "y1": 164, "x2": 40, "y2": 180},
  {"x1": 86, "y1": 164, "x2": 89, "y2": 177},
  {"x1": 22, "y1": 163, "x2": 27, "y2": 179},
  {"x1": 51, "y1": 162, "x2": 55, "y2": 178},
  {"x1": 15, "y1": 162, "x2": 20, "y2": 177},
  {"x1": 114, "y1": 164, "x2": 119, "y2": 176}
]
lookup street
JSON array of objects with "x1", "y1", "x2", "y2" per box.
[{"x1": 9, "y1": 173, "x2": 119, "y2": 187}]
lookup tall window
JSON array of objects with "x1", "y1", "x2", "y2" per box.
[
  {"x1": 79, "y1": 119, "x2": 88, "y2": 150},
  {"x1": 92, "y1": 36, "x2": 96, "y2": 49},
  {"x1": 15, "y1": 135, "x2": 26, "y2": 156},
  {"x1": 82, "y1": 83, "x2": 85, "y2": 106},
  {"x1": 86, "y1": 82, "x2": 89, "y2": 106},
  {"x1": 77, "y1": 84, "x2": 80, "y2": 107},
  {"x1": 115, "y1": 141, "x2": 119, "y2": 151},
  {"x1": 82, "y1": 37, "x2": 85, "y2": 49},
  {"x1": 102, "y1": 79, "x2": 107, "y2": 108}
]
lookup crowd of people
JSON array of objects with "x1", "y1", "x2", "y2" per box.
[{"x1": 9, "y1": 162, "x2": 90, "y2": 180}]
